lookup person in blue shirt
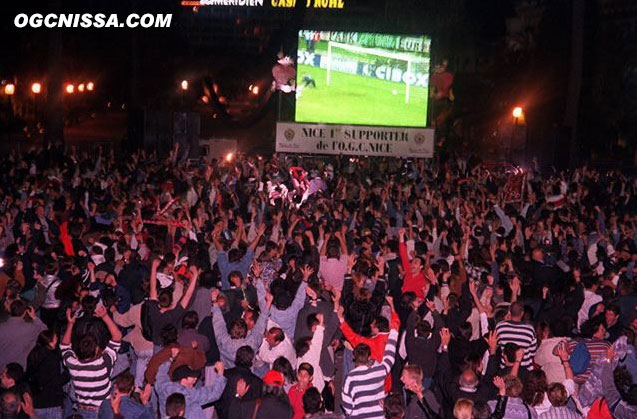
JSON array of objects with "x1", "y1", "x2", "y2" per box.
[
  {"x1": 213, "y1": 221, "x2": 266, "y2": 290},
  {"x1": 98, "y1": 371, "x2": 153, "y2": 419},
  {"x1": 155, "y1": 347, "x2": 227, "y2": 419}
]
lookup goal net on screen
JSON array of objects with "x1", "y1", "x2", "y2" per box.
[{"x1": 325, "y1": 40, "x2": 429, "y2": 104}]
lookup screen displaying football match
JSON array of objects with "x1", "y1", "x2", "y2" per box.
[{"x1": 295, "y1": 30, "x2": 431, "y2": 127}]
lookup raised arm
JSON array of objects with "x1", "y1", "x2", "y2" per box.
[
  {"x1": 397, "y1": 228, "x2": 411, "y2": 275},
  {"x1": 149, "y1": 258, "x2": 160, "y2": 301},
  {"x1": 305, "y1": 315, "x2": 325, "y2": 365},
  {"x1": 211, "y1": 298, "x2": 231, "y2": 343},
  {"x1": 95, "y1": 306, "x2": 122, "y2": 342},
  {"x1": 62, "y1": 308, "x2": 76, "y2": 346},
  {"x1": 381, "y1": 328, "x2": 399, "y2": 373},
  {"x1": 179, "y1": 266, "x2": 199, "y2": 309},
  {"x1": 248, "y1": 223, "x2": 266, "y2": 251},
  {"x1": 319, "y1": 232, "x2": 331, "y2": 256}
]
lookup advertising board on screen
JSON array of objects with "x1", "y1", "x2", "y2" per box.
[{"x1": 295, "y1": 30, "x2": 431, "y2": 128}]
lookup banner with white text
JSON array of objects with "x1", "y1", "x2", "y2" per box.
[{"x1": 275, "y1": 122, "x2": 434, "y2": 158}]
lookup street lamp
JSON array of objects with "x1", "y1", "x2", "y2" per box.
[
  {"x1": 512, "y1": 106, "x2": 523, "y2": 119},
  {"x1": 65, "y1": 84, "x2": 75, "y2": 94},
  {"x1": 31, "y1": 82, "x2": 42, "y2": 94},
  {"x1": 180, "y1": 80, "x2": 188, "y2": 91},
  {"x1": 78, "y1": 83, "x2": 85, "y2": 92},
  {"x1": 86, "y1": 81, "x2": 94, "y2": 91},
  {"x1": 4, "y1": 83, "x2": 15, "y2": 95}
]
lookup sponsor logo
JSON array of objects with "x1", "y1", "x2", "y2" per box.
[
  {"x1": 414, "y1": 133, "x2": 425, "y2": 144},
  {"x1": 284, "y1": 128, "x2": 295, "y2": 141}
]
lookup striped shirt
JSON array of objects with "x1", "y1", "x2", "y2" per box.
[
  {"x1": 341, "y1": 329, "x2": 398, "y2": 419},
  {"x1": 495, "y1": 320, "x2": 538, "y2": 368},
  {"x1": 567, "y1": 338, "x2": 610, "y2": 384},
  {"x1": 61, "y1": 339, "x2": 121, "y2": 407}
]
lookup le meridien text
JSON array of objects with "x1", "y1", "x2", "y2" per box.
[{"x1": 14, "y1": 13, "x2": 172, "y2": 28}]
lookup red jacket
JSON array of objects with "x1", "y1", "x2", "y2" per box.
[
  {"x1": 340, "y1": 312, "x2": 400, "y2": 392},
  {"x1": 399, "y1": 241, "x2": 426, "y2": 298},
  {"x1": 289, "y1": 383, "x2": 313, "y2": 419}
]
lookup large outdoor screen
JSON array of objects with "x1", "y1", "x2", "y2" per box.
[{"x1": 295, "y1": 30, "x2": 431, "y2": 127}]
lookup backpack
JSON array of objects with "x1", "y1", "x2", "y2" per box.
[
  {"x1": 140, "y1": 300, "x2": 154, "y2": 342},
  {"x1": 569, "y1": 341, "x2": 591, "y2": 375}
]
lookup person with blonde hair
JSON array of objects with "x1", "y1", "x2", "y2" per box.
[
  {"x1": 488, "y1": 375, "x2": 537, "y2": 419},
  {"x1": 453, "y1": 398, "x2": 474, "y2": 419},
  {"x1": 400, "y1": 364, "x2": 440, "y2": 418}
]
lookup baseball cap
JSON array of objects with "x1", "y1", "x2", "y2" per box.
[{"x1": 263, "y1": 370, "x2": 284, "y2": 386}]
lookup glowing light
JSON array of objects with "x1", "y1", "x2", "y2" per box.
[
  {"x1": 251, "y1": 85, "x2": 260, "y2": 95},
  {"x1": 201, "y1": 95, "x2": 209, "y2": 104},
  {"x1": 31, "y1": 82, "x2": 41, "y2": 94},
  {"x1": 65, "y1": 84, "x2": 75, "y2": 94},
  {"x1": 512, "y1": 106, "x2": 523, "y2": 118},
  {"x1": 180, "y1": 80, "x2": 189, "y2": 90},
  {"x1": 4, "y1": 83, "x2": 15, "y2": 95},
  {"x1": 78, "y1": 83, "x2": 85, "y2": 92},
  {"x1": 225, "y1": 152, "x2": 234, "y2": 163},
  {"x1": 87, "y1": 81, "x2": 94, "y2": 91}
]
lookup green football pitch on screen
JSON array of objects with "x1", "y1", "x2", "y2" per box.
[{"x1": 295, "y1": 31, "x2": 431, "y2": 127}]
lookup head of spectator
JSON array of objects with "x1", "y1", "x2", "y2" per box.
[
  {"x1": 605, "y1": 304, "x2": 621, "y2": 328},
  {"x1": 81, "y1": 295, "x2": 98, "y2": 317},
  {"x1": 613, "y1": 366, "x2": 637, "y2": 405},
  {"x1": 113, "y1": 371, "x2": 135, "y2": 397},
  {"x1": 382, "y1": 393, "x2": 405, "y2": 419},
  {"x1": 353, "y1": 343, "x2": 372, "y2": 367},
  {"x1": 507, "y1": 301, "x2": 524, "y2": 322},
  {"x1": 522, "y1": 369, "x2": 548, "y2": 407},
  {"x1": 546, "y1": 382, "x2": 569, "y2": 407},
  {"x1": 0, "y1": 363, "x2": 24, "y2": 390},
  {"x1": 166, "y1": 392, "x2": 186, "y2": 418},
  {"x1": 229, "y1": 318, "x2": 248, "y2": 339},
  {"x1": 228, "y1": 248, "x2": 243, "y2": 264},
  {"x1": 158, "y1": 288, "x2": 174, "y2": 311},
  {"x1": 9, "y1": 299, "x2": 28, "y2": 319},
  {"x1": 582, "y1": 273, "x2": 600, "y2": 292},
  {"x1": 243, "y1": 308, "x2": 258, "y2": 330},
  {"x1": 453, "y1": 398, "x2": 474, "y2": 419},
  {"x1": 504, "y1": 375, "x2": 524, "y2": 398},
  {"x1": 400, "y1": 364, "x2": 423, "y2": 394},
  {"x1": 581, "y1": 314, "x2": 606, "y2": 339},
  {"x1": 228, "y1": 271, "x2": 243, "y2": 288},
  {"x1": 0, "y1": 390, "x2": 21, "y2": 418},
  {"x1": 416, "y1": 317, "x2": 433, "y2": 338},
  {"x1": 172, "y1": 365, "x2": 201, "y2": 389},
  {"x1": 370, "y1": 315, "x2": 389, "y2": 337},
  {"x1": 272, "y1": 356, "x2": 296, "y2": 386},
  {"x1": 235, "y1": 345, "x2": 255, "y2": 368},
  {"x1": 181, "y1": 311, "x2": 199, "y2": 331},
  {"x1": 161, "y1": 324, "x2": 179, "y2": 347},
  {"x1": 302, "y1": 387, "x2": 323, "y2": 414},
  {"x1": 458, "y1": 368, "x2": 479, "y2": 392},
  {"x1": 297, "y1": 362, "x2": 314, "y2": 390},
  {"x1": 262, "y1": 370, "x2": 290, "y2": 402},
  {"x1": 265, "y1": 327, "x2": 285, "y2": 349},
  {"x1": 472, "y1": 401, "x2": 491, "y2": 419},
  {"x1": 502, "y1": 343, "x2": 521, "y2": 367}
]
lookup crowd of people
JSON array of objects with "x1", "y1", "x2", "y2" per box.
[{"x1": 0, "y1": 142, "x2": 636, "y2": 419}]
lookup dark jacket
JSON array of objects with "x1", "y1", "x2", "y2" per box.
[
  {"x1": 341, "y1": 275, "x2": 387, "y2": 337},
  {"x1": 294, "y1": 297, "x2": 341, "y2": 377},
  {"x1": 228, "y1": 394, "x2": 293, "y2": 419},
  {"x1": 25, "y1": 347, "x2": 69, "y2": 408},
  {"x1": 405, "y1": 310, "x2": 443, "y2": 378},
  {"x1": 217, "y1": 366, "x2": 263, "y2": 419}
]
